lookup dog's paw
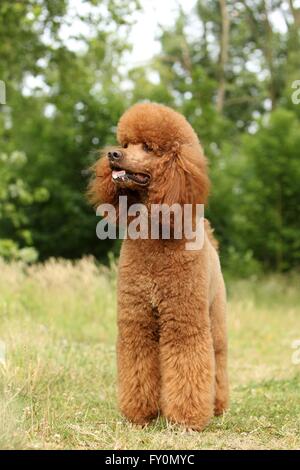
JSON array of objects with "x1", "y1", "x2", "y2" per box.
[
  {"x1": 163, "y1": 408, "x2": 213, "y2": 432},
  {"x1": 214, "y1": 398, "x2": 229, "y2": 416},
  {"x1": 120, "y1": 405, "x2": 159, "y2": 427}
]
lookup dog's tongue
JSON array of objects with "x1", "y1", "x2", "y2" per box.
[{"x1": 112, "y1": 170, "x2": 126, "y2": 179}]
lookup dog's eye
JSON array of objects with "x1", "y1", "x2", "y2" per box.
[
  {"x1": 123, "y1": 143, "x2": 128, "y2": 149},
  {"x1": 143, "y1": 143, "x2": 152, "y2": 153}
]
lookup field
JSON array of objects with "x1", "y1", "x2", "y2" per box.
[{"x1": 0, "y1": 257, "x2": 300, "y2": 450}]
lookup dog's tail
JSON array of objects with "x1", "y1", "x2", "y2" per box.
[{"x1": 204, "y1": 218, "x2": 219, "y2": 251}]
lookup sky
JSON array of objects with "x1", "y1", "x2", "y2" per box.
[{"x1": 127, "y1": 0, "x2": 197, "y2": 67}]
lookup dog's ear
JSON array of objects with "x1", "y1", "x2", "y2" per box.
[
  {"x1": 148, "y1": 143, "x2": 210, "y2": 207},
  {"x1": 178, "y1": 143, "x2": 210, "y2": 206}
]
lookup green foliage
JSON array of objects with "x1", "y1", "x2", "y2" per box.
[
  {"x1": 0, "y1": 151, "x2": 47, "y2": 261},
  {"x1": 0, "y1": 0, "x2": 136, "y2": 261},
  {"x1": 238, "y1": 109, "x2": 300, "y2": 271},
  {"x1": 1, "y1": 0, "x2": 300, "y2": 272}
]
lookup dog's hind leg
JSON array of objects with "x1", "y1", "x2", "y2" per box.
[{"x1": 210, "y1": 280, "x2": 229, "y2": 416}]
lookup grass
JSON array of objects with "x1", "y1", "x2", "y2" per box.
[{"x1": 0, "y1": 257, "x2": 300, "y2": 450}]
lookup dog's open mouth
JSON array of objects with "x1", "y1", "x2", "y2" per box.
[{"x1": 111, "y1": 168, "x2": 150, "y2": 186}]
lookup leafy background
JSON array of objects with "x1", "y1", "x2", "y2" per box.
[{"x1": 1, "y1": 0, "x2": 300, "y2": 275}]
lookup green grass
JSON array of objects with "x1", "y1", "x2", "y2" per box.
[{"x1": 0, "y1": 257, "x2": 300, "y2": 449}]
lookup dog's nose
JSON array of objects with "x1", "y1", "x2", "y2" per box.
[{"x1": 107, "y1": 150, "x2": 123, "y2": 162}]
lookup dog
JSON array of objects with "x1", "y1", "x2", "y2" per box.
[{"x1": 88, "y1": 102, "x2": 229, "y2": 430}]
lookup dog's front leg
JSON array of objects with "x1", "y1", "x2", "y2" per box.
[
  {"x1": 159, "y1": 298, "x2": 215, "y2": 431},
  {"x1": 117, "y1": 288, "x2": 160, "y2": 425}
]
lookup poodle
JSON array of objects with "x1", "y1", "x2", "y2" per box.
[{"x1": 88, "y1": 102, "x2": 229, "y2": 430}]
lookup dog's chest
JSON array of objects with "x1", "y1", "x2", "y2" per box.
[{"x1": 122, "y1": 239, "x2": 202, "y2": 301}]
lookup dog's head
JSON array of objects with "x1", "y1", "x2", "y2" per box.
[{"x1": 88, "y1": 102, "x2": 210, "y2": 214}]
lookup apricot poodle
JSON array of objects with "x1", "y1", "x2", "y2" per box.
[{"x1": 88, "y1": 102, "x2": 229, "y2": 430}]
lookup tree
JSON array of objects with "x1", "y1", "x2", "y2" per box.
[
  {"x1": 0, "y1": 150, "x2": 48, "y2": 261},
  {"x1": 0, "y1": 0, "x2": 138, "y2": 260},
  {"x1": 216, "y1": 0, "x2": 230, "y2": 113},
  {"x1": 238, "y1": 109, "x2": 300, "y2": 271}
]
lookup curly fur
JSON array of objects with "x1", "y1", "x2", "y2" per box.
[{"x1": 88, "y1": 102, "x2": 229, "y2": 430}]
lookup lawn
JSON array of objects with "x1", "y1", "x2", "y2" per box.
[{"x1": 0, "y1": 257, "x2": 299, "y2": 450}]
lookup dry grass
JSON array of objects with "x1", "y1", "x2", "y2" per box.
[{"x1": 0, "y1": 257, "x2": 300, "y2": 449}]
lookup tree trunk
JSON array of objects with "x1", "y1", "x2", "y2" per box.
[
  {"x1": 288, "y1": 0, "x2": 300, "y2": 27},
  {"x1": 263, "y1": 0, "x2": 277, "y2": 110},
  {"x1": 216, "y1": 0, "x2": 230, "y2": 113}
]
